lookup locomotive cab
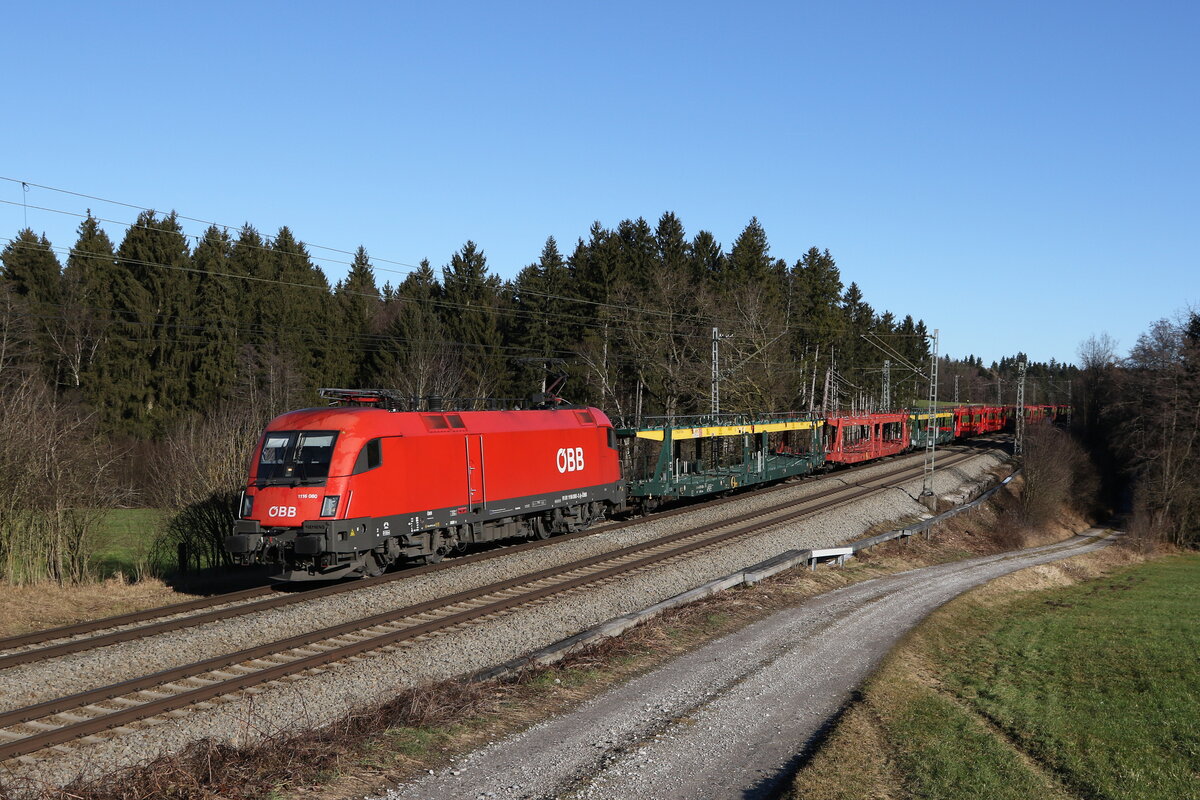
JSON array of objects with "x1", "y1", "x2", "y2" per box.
[{"x1": 225, "y1": 422, "x2": 379, "y2": 580}]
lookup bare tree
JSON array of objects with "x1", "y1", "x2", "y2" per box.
[
  {"x1": 1019, "y1": 423, "x2": 1096, "y2": 527},
  {"x1": 616, "y1": 264, "x2": 707, "y2": 419},
  {"x1": 575, "y1": 321, "x2": 625, "y2": 419},
  {"x1": 716, "y1": 283, "x2": 792, "y2": 414},
  {"x1": 0, "y1": 357, "x2": 126, "y2": 584},
  {"x1": 1111, "y1": 316, "x2": 1200, "y2": 547}
]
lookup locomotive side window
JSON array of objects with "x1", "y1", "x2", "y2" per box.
[
  {"x1": 257, "y1": 430, "x2": 339, "y2": 482},
  {"x1": 607, "y1": 427, "x2": 617, "y2": 449},
  {"x1": 352, "y1": 438, "x2": 383, "y2": 474}
]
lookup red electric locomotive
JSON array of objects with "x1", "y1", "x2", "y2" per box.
[{"x1": 224, "y1": 389, "x2": 625, "y2": 580}]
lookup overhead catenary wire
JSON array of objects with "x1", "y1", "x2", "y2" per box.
[
  {"x1": 0, "y1": 188, "x2": 711, "y2": 325},
  {"x1": 0, "y1": 177, "x2": 935, "y2": 338},
  {"x1": 0, "y1": 204, "x2": 755, "y2": 337},
  {"x1": 0, "y1": 180, "x2": 948, "y2": 407},
  {"x1": 1, "y1": 231, "x2": 911, "y2": 349}
]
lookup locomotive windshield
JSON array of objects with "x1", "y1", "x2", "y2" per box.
[{"x1": 256, "y1": 430, "x2": 339, "y2": 484}]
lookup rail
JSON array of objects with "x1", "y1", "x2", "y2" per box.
[{"x1": 0, "y1": 452, "x2": 979, "y2": 762}]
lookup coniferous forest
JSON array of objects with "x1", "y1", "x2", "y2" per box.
[{"x1": 0, "y1": 210, "x2": 1100, "y2": 582}]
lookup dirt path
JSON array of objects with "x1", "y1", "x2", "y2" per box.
[{"x1": 372, "y1": 531, "x2": 1113, "y2": 800}]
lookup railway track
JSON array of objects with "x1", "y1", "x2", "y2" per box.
[
  {"x1": 0, "y1": 448, "x2": 989, "y2": 762},
  {"x1": 0, "y1": 440, "x2": 998, "y2": 669}
]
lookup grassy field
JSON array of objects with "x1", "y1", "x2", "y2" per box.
[
  {"x1": 791, "y1": 550, "x2": 1199, "y2": 800},
  {"x1": 92, "y1": 508, "x2": 167, "y2": 578}
]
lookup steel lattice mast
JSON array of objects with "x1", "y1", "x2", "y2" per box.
[
  {"x1": 882, "y1": 359, "x2": 891, "y2": 411},
  {"x1": 1015, "y1": 359, "x2": 1027, "y2": 455},
  {"x1": 921, "y1": 328, "x2": 939, "y2": 499}
]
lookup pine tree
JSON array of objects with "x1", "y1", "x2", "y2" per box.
[
  {"x1": 0, "y1": 228, "x2": 62, "y2": 383},
  {"x1": 655, "y1": 212, "x2": 690, "y2": 281},
  {"x1": 570, "y1": 222, "x2": 628, "y2": 308},
  {"x1": 614, "y1": 217, "x2": 656, "y2": 295},
  {"x1": 190, "y1": 225, "x2": 237, "y2": 408},
  {"x1": 262, "y1": 227, "x2": 331, "y2": 405},
  {"x1": 119, "y1": 211, "x2": 194, "y2": 430},
  {"x1": 1, "y1": 229, "x2": 61, "y2": 306},
  {"x1": 792, "y1": 248, "x2": 843, "y2": 332},
  {"x1": 715, "y1": 219, "x2": 789, "y2": 412},
  {"x1": 724, "y1": 217, "x2": 775, "y2": 294},
  {"x1": 97, "y1": 214, "x2": 158, "y2": 435},
  {"x1": 334, "y1": 246, "x2": 381, "y2": 385},
  {"x1": 567, "y1": 225, "x2": 629, "y2": 411},
  {"x1": 61, "y1": 214, "x2": 116, "y2": 393},
  {"x1": 224, "y1": 225, "x2": 274, "y2": 407},
  {"x1": 689, "y1": 230, "x2": 725, "y2": 287},
  {"x1": 442, "y1": 241, "x2": 503, "y2": 399},
  {"x1": 839, "y1": 281, "x2": 876, "y2": 374},
  {"x1": 508, "y1": 237, "x2": 568, "y2": 397},
  {"x1": 373, "y1": 259, "x2": 461, "y2": 400},
  {"x1": 622, "y1": 213, "x2": 705, "y2": 417}
]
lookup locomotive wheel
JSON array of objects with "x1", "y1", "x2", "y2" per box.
[
  {"x1": 363, "y1": 551, "x2": 386, "y2": 578},
  {"x1": 445, "y1": 527, "x2": 467, "y2": 554},
  {"x1": 529, "y1": 516, "x2": 552, "y2": 541}
]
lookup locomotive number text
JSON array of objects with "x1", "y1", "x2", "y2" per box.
[
  {"x1": 556, "y1": 447, "x2": 585, "y2": 473},
  {"x1": 269, "y1": 505, "x2": 298, "y2": 517}
]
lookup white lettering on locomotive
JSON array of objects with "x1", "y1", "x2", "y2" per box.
[
  {"x1": 268, "y1": 505, "x2": 298, "y2": 518},
  {"x1": 556, "y1": 447, "x2": 585, "y2": 473}
]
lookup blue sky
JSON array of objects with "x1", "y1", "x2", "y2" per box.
[{"x1": 4, "y1": 1, "x2": 1196, "y2": 366}]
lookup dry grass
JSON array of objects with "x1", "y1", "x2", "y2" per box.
[
  {"x1": 791, "y1": 694, "x2": 898, "y2": 800},
  {"x1": 0, "y1": 576, "x2": 186, "y2": 639}
]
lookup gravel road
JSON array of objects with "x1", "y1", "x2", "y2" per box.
[{"x1": 375, "y1": 530, "x2": 1112, "y2": 800}]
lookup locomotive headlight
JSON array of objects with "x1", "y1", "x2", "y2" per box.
[
  {"x1": 320, "y1": 495, "x2": 340, "y2": 517},
  {"x1": 240, "y1": 492, "x2": 254, "y2": 519}
]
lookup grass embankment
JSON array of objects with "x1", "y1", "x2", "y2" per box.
[{"x1": 791, "y1": 548, "x2": 1199, "y2": 800}]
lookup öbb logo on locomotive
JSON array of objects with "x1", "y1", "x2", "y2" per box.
[
  {"x1": 269, "y1": 506, "x2": 298, "y2": 518},
  {"x1": 556, "y1": 447, "x2": 585, "y2": 473}
]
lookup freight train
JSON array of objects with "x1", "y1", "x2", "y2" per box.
[{"x1": 223, "y1": 388, "x2": 1067, "y2": 581}]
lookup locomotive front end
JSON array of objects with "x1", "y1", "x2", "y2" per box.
[{"x1": 224, "y1": 411, "x2": 384, "y2": 581}]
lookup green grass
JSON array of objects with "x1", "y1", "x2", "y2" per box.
[
  {"x1": 928, "y1": 556, "x2": 1200, "y2": 800},
  {"x1": 886, "y1": 686, "x2": 1069, "y2": 799},
  {"x1": 792, "y1": 554, "x2": 1200, "y2": 800},
  {"x1": 92, "y1": 508, "x2": 167, "y2": 577}
]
